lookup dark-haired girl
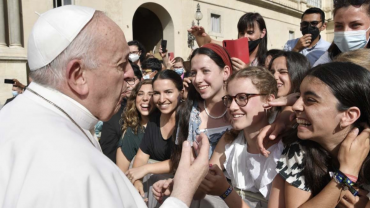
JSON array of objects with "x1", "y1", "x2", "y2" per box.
[
  {"x1": 125, "y1": 70, "x2": 183, "y2": 200},
  {"x1": 268, "y1": 51, "x2": 310, "y2": 98},
  {"x1": 276, "y1": 62, "x2": 370, "y2": 207},
  {"x1": 189, "y1": 13, "x2": 268, "y2": 68}
]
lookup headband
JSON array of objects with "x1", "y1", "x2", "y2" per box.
[{"x1": 202, "y1": 43, "x2": 233, "y2": 73}]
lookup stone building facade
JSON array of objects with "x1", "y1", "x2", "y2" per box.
[{"x1": 0, "y1": 0, "x2": 333, "y2": 105}]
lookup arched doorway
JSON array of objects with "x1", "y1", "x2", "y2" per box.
[{"x1": 132, "y1": 3, "x2": 174, "y2": 54}]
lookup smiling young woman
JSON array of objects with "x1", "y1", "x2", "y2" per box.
[{"x1": 276, "y1": 62, "x2": 370, "y2": 207}]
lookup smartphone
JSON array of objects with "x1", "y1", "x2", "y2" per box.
[
  {"x1": 161, "y1": 40, "x2": 167, "y2": 52},
  {"x1": 4, "y1": 79, "x2": 15, "y2": 84},
  {"x1": 168, "y1": 52, "x2": 174, "y2": 60}
]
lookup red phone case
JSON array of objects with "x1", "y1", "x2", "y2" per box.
[
  {"x1": 222, "y1": 37, "x2": 250, "y2": 64},
  {"x1": 168, "y1": 52, "x2": 174, "y2": 60}
]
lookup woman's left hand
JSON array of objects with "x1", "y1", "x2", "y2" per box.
[
  {"x1": 337, "y1": 189, "x2": 369, "y2": 208},
  {"x1": 338, "y1": 127, "x2": 370, "y2": 177},
  {"x1": 125, "y1": 166, "x2": 148, "y2": 183},
  {"x1": 231, "y1": 57, "x2": 248, "y2": 71},
  {"x1": 198, "y1": 164, "x2": 229, "y2": 196}
]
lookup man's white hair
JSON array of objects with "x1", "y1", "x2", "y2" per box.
[{"x1": 30, "y1": 11, "x2": 105, "y2": 89}]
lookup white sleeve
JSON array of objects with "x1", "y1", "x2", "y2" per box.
[{"x1": 160, "y1": 197, "x2": 188, "y2": 208}]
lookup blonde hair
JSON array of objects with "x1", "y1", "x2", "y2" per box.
[{"x1": 334, "y1": 49, "x2": 370, "y2": 71}]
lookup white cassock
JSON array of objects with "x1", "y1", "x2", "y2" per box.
[{"x1": 0, "y1": 82, "x2": 186, "y2": 208}]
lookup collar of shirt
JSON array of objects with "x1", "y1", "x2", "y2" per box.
[{"x1": 25, "y1": 82, "x2": 99, "y2": 147}]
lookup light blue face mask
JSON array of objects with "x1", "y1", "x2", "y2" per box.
[
  {"x1": 12, "y1": 91, "x2": 18, "y2": 97},
  {"x1": 143, "y1": 74, "x2": 151, "y2": 80},
  {"x1": 174, "y1": 68, "x2": 184, "y2": 75},
  {"x1": 334, "y1": 27, "x2": 370, "y2": 52}
]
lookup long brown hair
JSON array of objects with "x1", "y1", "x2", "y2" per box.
[{"x1": 122, "y1": 79, "x2": 153, "y2": 134}]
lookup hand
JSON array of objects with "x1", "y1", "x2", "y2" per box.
[
  {"x1": 231, "y1": 57, "x2": 248, "y2": 71},
  {"x1": 199, "y1": 165, "x2": 229, "y2": 196},
  {"x1": 125, "y1": 166, "x2": 148, "y2": 183},
  {"x1": 133, "y1": 180, "x2": 148, "y2": 203},
  {"x1": 339, "y1": 127, "x2": 370, "y2": 177},
  {"x1": 263, "y1": 92, "x2": 300, "y2": 108},
  {"x1": 293, "y1": 34, "x2": 312, "y2": 52},
  {"x1": 170, "y1": 133, "x2": 210, "y2": 207},
  {"x1": 257, "y1": 108, "x2": 294, "y2": 157},
  {"x1": 13, "y1": 79, "x2": 25, "y2": 89},
  {"x1": 167, "y1": 57, "x2": 175, "y2": 70},
  {"x1": 188, "y1": 26, "x2": 212, "y2": 47},
  {"x1": 338, "y1": 189, "x2": 369, "y2": 208},
  {"x1": 159, "y1": 46, "x2": 167, "y2": 58},
  {"x1": 152, "y1": 178, "x2": 174, "y2": 202}
]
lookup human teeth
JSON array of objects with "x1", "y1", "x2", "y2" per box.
[
  {"x1": 141, "y1": 104, "x2": 148, "y2": 107},
  {"x1": 199, "y1": 86, "x2": 209, "y2": 90},
  {"x1": 296, "y1": 118, "x2": 311, "y2": 126},
  {"x1": 233, "y1": 114, "x2": 244, "y2": 118},
  {"x1": 277, "y1": 84, "x2": 283, "y2": 87}
]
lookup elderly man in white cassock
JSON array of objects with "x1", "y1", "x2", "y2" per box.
[{"x1": 0, "y1": 5, "x2": 210, "y2": 208}]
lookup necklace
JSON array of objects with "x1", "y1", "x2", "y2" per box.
[
  {"x1": 27, "y1": 87, "x2": 95, "y2": 147},
  {"x1": 203, "y1": 100, "x2": 227, "y2": 119}
]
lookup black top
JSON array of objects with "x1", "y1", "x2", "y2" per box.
[
  {"x1": 139, "y1": 113, "x2": 173, "y2": 161},
  {"x1": 118, "y1": 126, "x2": 145, "y2": 161},
  {"x1": 99, "y1": 99, "x2": 126, "y2": 163}
]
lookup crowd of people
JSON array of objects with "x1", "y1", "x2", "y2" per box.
[{"x1": 1, "y1": 1, "x2": 370, "y2": 208}]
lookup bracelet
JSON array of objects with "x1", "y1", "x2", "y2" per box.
[
  {"x1": 344, "y1": 173, "x2": 358, "y2": 183},
  {"x1": 333, "y1": 171, "x2": 358, "y2": 196},
  {"x1": 219, "y1": 185, "x2": 233, "y2": 200}
]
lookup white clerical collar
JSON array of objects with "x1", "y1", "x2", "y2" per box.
[{"x1": 26, "y1": 82, "x2": 98, "y2": 131}]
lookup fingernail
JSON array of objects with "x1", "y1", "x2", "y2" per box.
[
  {"x1": 209, "y1": 164, "x2": 213, "y2": 168},
  {"x1": 354, "y1": 128, "x2": 359, "y2": 134}
]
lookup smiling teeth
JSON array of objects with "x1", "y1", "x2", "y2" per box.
[
  {"x1": 141, "y1": 104, "x2": 148, "y2": 107},
  {"x1": 199, "y1": 86, "x2": 209, "y2": 90},
  {"x1": 296, "y1": 118, "x2": 311, "y2": 126},
  {"x1": 277, "y1": 84, "x2": 283, "y2": 87},
  {"x1": 233, "y1": 114, "x2": 244, "y2": 118}
]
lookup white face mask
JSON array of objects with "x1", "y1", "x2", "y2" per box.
[
  {"x1": 334, "y1": 27, "x2": 370, "y2": 52},
  {"x1": 12, "y1": 91, "x2": 18, "y2": 97},
  {"x1": 143, "y1": 74, "x2": 151, "y2": 80},
  {"x1": 129, "y1": 53, "x2": 140, "y2": 62}
]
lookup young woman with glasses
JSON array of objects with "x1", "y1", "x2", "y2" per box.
[{"x1": 192, "y1": 67, "x2": 284, "y2": 208}]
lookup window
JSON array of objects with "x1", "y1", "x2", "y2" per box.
[
  {"x1": 307, "y1": 0, "x2": 321, "y2": 8},
  {"x1": 54, "y1": 0, "x2": 73, "y2": 8},
  {"x1": 211, "y1": 13, "x2": 221, "y2": 33},
  {"x1": 289, "y1": 31, "x2": 294, "y2": 40}
]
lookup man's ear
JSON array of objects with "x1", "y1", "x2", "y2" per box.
[
  {"x1": 320, "y1": 22, "x2": 327, "y2": 31},
  {"x1": 340, "y1": 107, "x2": 361, "y2": 128},
  {"x1": 66, "y1": 59, "x2": 89, "y2": 97},
  {"x1": 263, "y1": 94, "x2": 275, "y2": 110}
]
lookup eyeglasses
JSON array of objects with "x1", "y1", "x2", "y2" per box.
[
  {"x1": 300, "y1": 21, "x2": 321, "y2": 28},
  {"x1": 334, "y1": 0, "x2": 365, "y2": 7},
  {"x1": 222, "y1": 93, "x2": 266, "y2": 107},
  {"x1": 124, "y1": 78, "x2": 137, "y2": 85}
]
